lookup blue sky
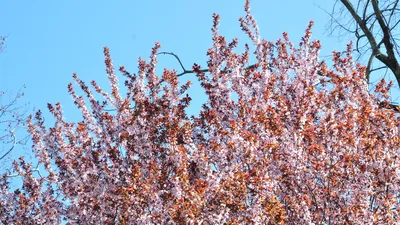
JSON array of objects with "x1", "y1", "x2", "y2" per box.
[{"x1": 0, "y1": 0, "x2": 380, "y2": 171}]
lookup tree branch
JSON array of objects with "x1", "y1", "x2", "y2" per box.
[
  {"x1": 340, "y1": 0, "x2": 380, "y2": 53},
  {"x1": 319, "y1": 4, "x2": 356, "y2": 34},
  {"x1": 369, "y1": 65, "x2": 387, "y2": 73},
  {"x1": 0, "y1": 130, "x2": 16, "y2": 161},
  {"x1": 157, "y1": 52, "x2": 209, "y2": 77},
  {"x1": 366, "y1": 52, "x2": 375, "y2": 82},
  {"x1": 371, "y1": 0, "x2": 395, "y2": 59},
  {"x1": 387, "y1": 0, "x2": 400, "y2": 25},
  {"x1": 6, "y1": 161, "x2": 42, "y2": 178},
  {"x1": 338, "y1": 0, "x2": 400, "y2": 90},
  {"x1": 158, "y1": 52, "x2": 187, "y2": 73}
]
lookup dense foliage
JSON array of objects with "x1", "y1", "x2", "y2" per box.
[{"x1": 1, "y1": 1, "x2": 400, "y2": 224}]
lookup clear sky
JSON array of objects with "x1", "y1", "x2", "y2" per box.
[{"x1": 0, "y1": 0, "x2": 385, "y2": 171}]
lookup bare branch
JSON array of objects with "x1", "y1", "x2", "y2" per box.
[
  {"x1": 362, "y1": 0, "x2": 371, "y2": 20},
  {"x1": 387, "y1": 0, "x2": 400, "y2": 25},
  {"x1": 319, "y1": 5, "x2": 356, "y2": 34},
  {"x1": 158, "y1": 52, "x2": 187, "y2": 72},
  {"x1": 366, "y1": 52, "x2": 375, "y2": 82},
  {"x1": 390, "y1": 18, "x2": 400, "y2": 31},
  {"x1": 0, "y1": 86, "x2": 30, "y2": 171},
  {"x1": 340, "y1": 0, "x2": 380, "y2": 52},
  {"x1": 0, "y1": 130, "x2": 16, "y2": 161},
  {"x1": 158, "y1": 51, "x2": 258, "y2": 78},
  {"x1": 157, "y1": 52, "x2": 209, "y2": 77},
  {"x1": 369, "y1": 65, "x2": 387, "y2": 73},
  {"x1": 371, "y1": 0, "x2": 395, "y2": 58}
]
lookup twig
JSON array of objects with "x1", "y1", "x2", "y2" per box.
[
  {"x1": 369, "y1": 65, "x2": 387, "y2": 73},
  {"x1": 157, "y1": 52, "x2": 209, "y2": 77},
  {"x1": 6, "y1": 161, "x2": 42, "y2": 178},
  {"x1": 6, "y1": 168, "x2": 42, "y2": 178},
  {"x1": 0, "y1": 130, "x2": 16, "y2": 161}
]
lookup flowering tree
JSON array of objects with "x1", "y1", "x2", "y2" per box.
[{"x1": 1, "y1": 1, "x2": 400, "y2": 224}]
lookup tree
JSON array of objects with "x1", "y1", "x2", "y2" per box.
[
  {"x1": 0, "y1": 36, "x2": 30, "y2": 173},
  {"x1": 329, "y1": 0, "x2": 400, "y2": 90},
  {"x1": 0, "y1": 87, "x2": 29, "y2": 171},
  {"x1": 1, "y1": 1, "x2": 400, "y2": 224}
]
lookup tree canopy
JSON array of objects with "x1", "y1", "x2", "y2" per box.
[{"x1": 1, "y1": 1, "x2": 400, "y2": 224}]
